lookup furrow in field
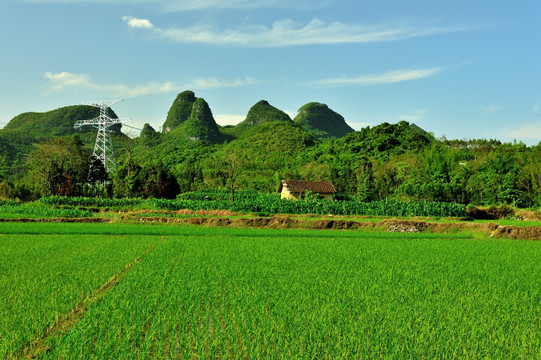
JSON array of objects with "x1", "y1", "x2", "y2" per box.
[
  {"x1": 5, "y1": 225, "x2": 539, "y2": 359},
  {"x1": 0, "y1": 232, "x2": 163, "y2": 359},
  {"x1": 17, "y1": 236, "x2": 166, "y2": 359}
]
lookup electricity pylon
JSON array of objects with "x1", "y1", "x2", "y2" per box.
[{"x1": 74, "y1": 100, "x2": 130, "y2": 173}]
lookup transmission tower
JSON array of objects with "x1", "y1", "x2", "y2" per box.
[{"x1": 74, "y1": 100, "x2": 130, "y2": 173}]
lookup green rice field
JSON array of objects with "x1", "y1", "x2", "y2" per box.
[{"x1": 1, "y1": 223, "x2": 540, "y2": 359}]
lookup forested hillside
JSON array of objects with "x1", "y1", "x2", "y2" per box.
[
  {"x1": 293, "y1": 102, "x2": 354, "y2": 140},
  {"x1": 1, "y1": 90, "x2": 540, "y2": 208}
]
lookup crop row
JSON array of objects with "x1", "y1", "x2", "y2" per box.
[
  {"x1": 39, "y1": 193, "x2": 466, "y2": 217},
  {"x1": 31, "y1": 229, "x2": 541, "y2": 358},
  {"x1": 0, "y1": 233, "x2": 161, "y2": 358},
  {"x1": 0, "y1": 203, "x2": 92, "y2": 218}
]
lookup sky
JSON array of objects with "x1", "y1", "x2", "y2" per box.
[{"x1": 1, "y1": 0, "x2": 540, "y2": 144}]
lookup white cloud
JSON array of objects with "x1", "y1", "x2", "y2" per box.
[
  {"x1": 314, "y1": 68, "x2": 442, "y2": 87},
  {"x1": 26, "y1": 0, "x2": 330, "y2": 10},
  {"x1": 106, "y1": 82, "x2": 175, "y2": 97},
  {"x1": 186, "y1": 76, "x2": 256, "y2": 89},
  {"x1": 122, "y1": 15, "x2": 154, "y2": 29},
  {"x1": 214, "y1": 114, "x2": 245, "y2": 126},
  {"x1": 162, "y1": 0, "x2": 330, "y2": 11},
  {"x1": 44, "y1": 71, "x2": 175, "y2": 98},
  {"x1": 44, "y1": 72, "x2": 255, "y2": 98},
  {"x1": 398, "y1": 109, "x2": 427, "y2": 122},
  {"x1": 124, "y1": 17, "x2": 468, "y2": 47},
  {"x1": 481, "y1": 105, "x2": 500, "y2": 114},
  {"x1": 44, "y1": 72, "x2": 91, "y2": 92},
  {"x1": 499, "y1": 124, "x2": 541, "y2": 140}
]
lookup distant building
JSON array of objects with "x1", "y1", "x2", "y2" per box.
[{"x1": 279, "y1": 180, "x2": 336, "y2": 200}]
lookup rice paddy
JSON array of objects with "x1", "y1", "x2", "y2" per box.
[{"x1": 1, "y1": 223, "x2": 540, "y2": 359}]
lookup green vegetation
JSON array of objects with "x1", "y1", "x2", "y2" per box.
[
  {"x1": 0, "y1": 229, "x2": 160, "y2": 358},
  {"x1": 35, "y1": 193, "x2": 466, "y2": 217},
  {"x1": 2, "y1": 90, "x2": 541, "y2": 211},
  {"x1": 231, "y1": 99, "x2": 292, "y2": 136},
  {"x1": 170, "y1": 97, "x2": 223, "y2": 143},
  {"x1": 1, "y1": 223, "x2": 539, "y2": 358},
  {"x1": 293, "y1": 102, "x2": 354, "y2": 140},
  {"x1": 27, "y1": 136, "x2": 91, "y2": 196},
  {"x1": 0, "y1": 202, "x2": 92, "y2": 218},
  {"x1": 162, "y1": 90, "x2": 196, "y2": 133},
  {"x1": 2, "y1": 106, "x2": 105, "y2": 139}
]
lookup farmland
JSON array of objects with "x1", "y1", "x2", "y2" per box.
[{"x1": 1, "y1": 223, "x2": 540, "y2": 359}]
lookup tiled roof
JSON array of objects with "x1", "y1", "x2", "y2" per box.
[{"x1": 279, "y1": 180, "x2": 336, "y2": 194}]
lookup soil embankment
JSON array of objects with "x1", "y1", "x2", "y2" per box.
[{"x1": 2, "y1": 214, "x2": 541, "y2": 240}]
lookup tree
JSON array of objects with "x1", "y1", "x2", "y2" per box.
[
  {"x1": 212, "y1": 151, "x2": 246, "y2": 201},
  {"x1": 87, "y1": 156, "x2": 108, "y2": 192},
  {"x1": 225, "y1": 153, "x2": 239, "y2": 201},
  {"x1": 140, "y1": 161, "x2": 180, "y2": 199},
  {"x1": 355, "y1": 156, "x2": 376, "y2": 201},
  {"x1": 112, "y1": 158, "x2": 143, "y2": 198},
  {"x1": 27, "y1": 136, "x2": 90, "y2": 196}
]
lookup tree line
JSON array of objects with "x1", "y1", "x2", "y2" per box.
[{"x1": 1, "y1": 121, "x2": 540, "y2": 209}]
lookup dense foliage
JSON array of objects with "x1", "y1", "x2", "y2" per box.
[
  {"x1": 2, "y1": 91, "x2": 541, "y2": 209},
  {"x1": 162, "y1": 90, "x2": 196, "y2": 132},
  {"x1": 293, "y1": 102, "x2": 354, "y2": 140},
  {"x1": 231, "y1": 99, "x2": 292, "y2": 136},
  {"x1": 39, "y1": 192, "x2": 466, "y2": 217},
  {"x1": 170, "y1": 98, "x2": 223, "y2": 143}
]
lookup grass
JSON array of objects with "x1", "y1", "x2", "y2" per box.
[
  {"x1": 0, "y1": 231, "x2": 161, "y2": 359},
  {"x1": 1, "y1": 223, "x2": 540, "y2": 359}
]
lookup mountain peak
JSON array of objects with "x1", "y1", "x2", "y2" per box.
[
  {"x1": 293, "y1": 102, "x2": 354, "y2": 141},
  {"x1": 168, "y1": 95, "x2": 223, "y2": 143},
  {"x1": 254, "y1": 100, "x2": 270, "y2": 106},
  {"x1": 162, "y1": 90, "x2": 197, "y2": 133},
  {"x1": 178, "y1": 90, "x2": 196, "y2": 103},
  {"x1": 232, "y1": 100, "x2": 292, "y2": 136}
]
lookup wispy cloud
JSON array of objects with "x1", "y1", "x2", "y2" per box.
[
  {"x1": 186, "y1": 76, "x2": 256, "y2": 89},
  {"x1": 480, "y1": 104, "x2": 500, "y2": 114},
  {"x1": 496, "y1": 124, "x2": 541, "y2": 140},
  {"x1": 398, "y1": 109, "x2": 427, "y2": 122},
  {"x1": 44, "y1": 72, "x2": 92, "y2": 92},
  {"x1": 25, "y1": 0, "x2": 330, "y2": 10},
  {"x1": 43, "y1": 71, "x2": 255, "y2": 97},
  {"x1": 122, "y1": 16, "x2": 469, "y2": 47},
  {"x1": 44, "y1": 72, "x2": 174, "y2": 98},
  {"x1": 162, "y1": 0, "x2": 331, "y2": 11},
  {"x1": 314, "y1": 68, "x2": 442, "y2": 87}
]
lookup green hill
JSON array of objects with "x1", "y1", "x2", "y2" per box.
[
  {"x1": 170, "y1": 98, "x2": 223, "y2": 143},
  {"x1": 161, "y1": 91, "x2": 223, "y2": 143},
  {"x1": 305, "y1": 121, "x2": 434, "y2": 162},
  {"x1": 2, "y1": 105, "x2": 114, "y2": 139},
  {"x1": 162, "y1": 90, "x2": 196, "y2": 133},
  {"x1": 207, "y1": 121, "x2": 318, "y2": 191},
  {"x1": 0, "y1": 105, "x2": 123, "y2": 180},
  {"x1": 229, "y1": 100, "x2": 292, "y2": 137},
  {"x1": 293, "y1": 102, "x2": 354, "y2": 141}
]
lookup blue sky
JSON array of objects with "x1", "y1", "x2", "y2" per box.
[{"x1": 1, "y1": 0, "x2": 540, "y2": 144}]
